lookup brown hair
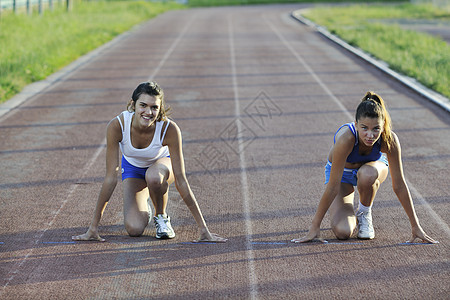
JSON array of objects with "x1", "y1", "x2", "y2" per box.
[
  {"x1": 127, "y1": 81, "x2": 171, "y2": 121},
  {"x1": 356, "y1": 91, "x2": 393, "y2": 150}
]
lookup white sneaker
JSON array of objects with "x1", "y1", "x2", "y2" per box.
[
  {"x1": 154, "y1": 214, "x2": 175, "y2": 239},
  {"x1": 356, "y1": 210, "x2": 375, "y2": 239}
]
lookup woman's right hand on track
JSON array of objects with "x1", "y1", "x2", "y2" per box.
[{"x1": 72, "y1": 227, "x2": 105, "y2": 242}]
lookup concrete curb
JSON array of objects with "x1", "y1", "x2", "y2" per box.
[{"x1": 291, "y1": 9, "x2": 450, "y2": 114}]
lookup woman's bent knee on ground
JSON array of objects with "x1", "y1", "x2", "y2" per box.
[
  {"x1": 72, "y1": 81, "x2": 227, "y2": 243},
  {"x1": 292, "y1": 91, "x2": 437, "y2": 244}
]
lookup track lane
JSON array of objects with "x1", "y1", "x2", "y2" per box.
[{"x1": 1, "y1": 4, "x2": 449, "y2": 299}]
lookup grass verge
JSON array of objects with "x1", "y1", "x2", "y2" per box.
[
  {"x1": 188, "y1": 0, "x2": 401, "y2": 7},
  {"x1": 302, "y1": 3, "x2": 450, "y2": 99},
  {"x1": 0, "y1": 0, "x2": 184, "y2": 104}
]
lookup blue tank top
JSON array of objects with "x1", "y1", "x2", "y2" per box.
[{"x1": 334, "y1": 122, "x2": 382, "y2": 164}]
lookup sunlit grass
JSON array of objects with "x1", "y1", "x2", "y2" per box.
[
  {"x1": 0, "y1": 0, "x2": 184, "y2": 103},
  {"x1": 188, "y1": 0, "x2": 399, "y2": 7},
  {"x1": 303, "y1": 3, "x2": 450, "y2": 98},
  {"x1": 1, "y1": 1, "x2": 447, "y2": 102}
]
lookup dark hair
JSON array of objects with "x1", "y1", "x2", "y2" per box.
[
  {"x1": 127, "y1": 81, "x2": 170, "y2": 121},
  {"x1": 356, "y1": 91, "x2": 393, "y2": 150}
]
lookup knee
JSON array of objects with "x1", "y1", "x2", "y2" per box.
[
  {"x1": 146, "y1": 175, "x2": 167, "y2": 192},
  {"x1": 331, "y1": 215, "x2": 356, "y2": 240},
  {"x1": 357, "y1": 167, "x2": 380, "y2": 189},
  {"x1": 332, "y1": 224, "x2": 352, "y2": 240},
  {"x1": 124, "y1": 221, "x2": 146, "y2": 237}
]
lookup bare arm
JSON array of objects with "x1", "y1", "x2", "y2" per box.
[
  {"x1": 164, "y1": 121, "x2": 226, "y2": 242},
  {"x1": 72, "y1": 118, "x2": 122, "y2": 242},
  {"x1": 292, "y1": 128, "x2": 354, "y2": 243},
  {"x1": 386, "y1": 132, "x2": 437, "y2": 243}
]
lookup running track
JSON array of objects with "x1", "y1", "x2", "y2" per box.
[{"x1": 1, "y1": 4, "x2": 449, "y2": 299}]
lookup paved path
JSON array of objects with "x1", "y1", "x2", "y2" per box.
[{"x1": 1, "y1": 4, "x2": 449, "y2": 299}]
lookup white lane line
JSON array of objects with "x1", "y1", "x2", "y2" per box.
[
  {"x1": 265, "y1": 16, "x2": 449, "y2": 240},
  {"x1": 291, "y1": 9, "x2": 450, "y2": 113},
  {"x1": 148, "y1": 16, "x2": 195, "y2": 81},
  {"x1": 263, "y1": 16, "x2": 352, "y2": 120},
  {"x1": 0, "y1": 20, "x2": 142, "y2": 120},
  {"x1": 407, "y1": 181, "x2": 450, "y2": 238},
  {"x1": 0, "y1": 145, "x2": 105, "y2": 295},
  {"x1": 0, "y1": 16, "x2": 194, "y2": 295},
  {"x1": 228, "y1": 17, "x2": 259, "y2": 300}
]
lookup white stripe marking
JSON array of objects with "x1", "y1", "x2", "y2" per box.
[
  {"x1": 264, "y1": 16, "x2": 352, "y2": 120},
  {"x1": 228, "y1": 17, "x2": 259, "y2": 300},
  {"x1": 148, "y1": 17, "x2": 195, "y2": 81},
  {"x1": 0, "y1": 145, "x2": 105, "y2": 294},
  {"x1": 265, "y1": 16, "x2": 448, "y2": 240},
  {"x1": 407, "y1": 181, "x2": 450, "y2": 238},
  {"x1": 1, "y1": 16, "x2": 193, "y2": 295}
]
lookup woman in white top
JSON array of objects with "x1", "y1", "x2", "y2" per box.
[{"x1": 73, "y1": 81, "x2": 227, "y2": 242}]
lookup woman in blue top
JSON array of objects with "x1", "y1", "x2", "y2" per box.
[
  {"x1": 292, "y1": 92, "x2": 437, "y2": 243},
  {"x1": 73, "y1": 81, "x2": 227, "y2": 243}
]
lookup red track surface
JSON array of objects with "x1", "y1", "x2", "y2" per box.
[{"x1": 1, "y1": 4, "x2": 449, "y2": 299}]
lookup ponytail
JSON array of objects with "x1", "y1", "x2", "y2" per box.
[{"x1": 356, "y1": 91, "x2": 393, "y2": 150}]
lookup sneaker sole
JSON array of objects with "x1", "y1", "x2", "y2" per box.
[
  {"x1": 357, "y1": 234, "x2": 375, "y2": 240},
  {"x1": 156, "y1": 233, "x2": 175, "y2": 239},
  {"x1": 357, "y1": 236, "x2": 375, "y2": 240}
]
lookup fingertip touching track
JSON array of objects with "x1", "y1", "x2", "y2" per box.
[{"x1": 0, "y1": 4, "x2": 449, "y2": 299}]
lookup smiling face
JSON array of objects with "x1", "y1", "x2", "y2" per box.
[
  {"x1": 355, "y1": 117, "x2": 384, "y2": 147},
  {"x1": 134, "y1": 94, "x2": 161, "y2": 127}
]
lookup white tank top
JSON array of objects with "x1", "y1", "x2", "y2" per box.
[{"x1": 117, "y1": 111, "x2": 170, "y2": 168}]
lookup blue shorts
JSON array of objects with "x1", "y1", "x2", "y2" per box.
[
  {"x1": 121, "y1": 156, "x2": 147, "y2": 181},
  {"x1": 121, "y1": 156, "x2": 171, "y2": 181},
  {"x1": 324, "y1": 155, "x2": 388, "y2": 186}
]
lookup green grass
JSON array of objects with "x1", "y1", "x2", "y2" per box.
[
  {"x1": 188, "y1": 0, "x2": 402, "y2": 7},
  {"x1": 1, "y1": 1, "x2": 448, "y2": 103},
  {"x1": 189, "y1": 0, "x2": 402, "y2": 7},
  {"x1": 303, "y1": 3, "x2": 450, "y2": 98},
  {"x1": 0, "y1": 0, "x2": 184, "y2": 103}
]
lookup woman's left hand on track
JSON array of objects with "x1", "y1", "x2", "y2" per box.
[{"x1": 408, "y1": 226, "x2": 438, "y2": 244}]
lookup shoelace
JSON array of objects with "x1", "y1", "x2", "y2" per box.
[
  {"x1": 156, "y1": 217, "x2": 169, "y2": 232},
  {"x1": 359, "y1": 213, "x2": 372, "y2": 231}
]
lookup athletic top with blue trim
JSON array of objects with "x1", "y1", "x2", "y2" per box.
[
  {"x1": 334, "y1": 122, "x2": 382, "y2": 163},
  {"x1": 117, "y1": 111, "x2": 170, "y2": 168}
]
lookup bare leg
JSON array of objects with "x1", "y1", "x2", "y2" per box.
[
  {"x1": 329, "y1": 183, "x2": 356, "y2": 240},
  {"x1": 123, "y1": 178, "x2": 150, "y2": 237},
  {"x1": 357, "y1": 161, "x2": 388, "y2": 207},
  {"x1": 145, "y1": 157, "x2": 174, "y2": 216},
  {"x1": 355, "y1": 161, "x2": 389, "y2": 239}
]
